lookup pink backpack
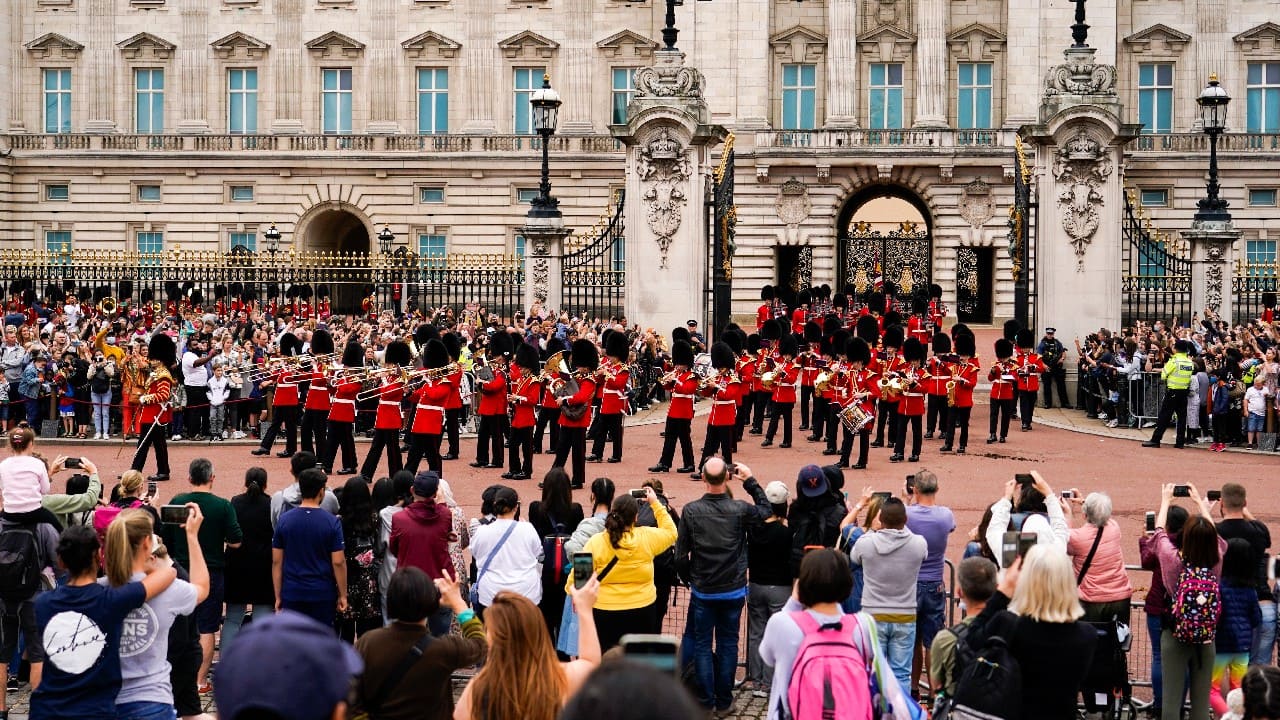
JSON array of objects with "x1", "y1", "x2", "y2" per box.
[
  {"x1": 92, "y1": 499, "x2": 146, "y2": 558},
  {"x1": 786, "y1": 611, "x2": 873, "y2": 720}
]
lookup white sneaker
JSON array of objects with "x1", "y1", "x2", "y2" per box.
[
  {"x1": 233, "y1": 430, "x2": 246, "y2": 439},
  {"x1": 171, "y1": 434, "x2": 182, "y2": 441},
  {"x1": 1097, "y1": 413, "x2": 1108, "y2": 420},
  {"x1": 222, "y1": 430, "x2": 229, "y2": 439}
]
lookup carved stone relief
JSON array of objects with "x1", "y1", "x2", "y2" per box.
[
  {"x1": 634, "y1": 63, "x2": 706, "y2": 101},
  {"x1": 775, "y1": 179, "x2": 812, "y2": 227},
  {"x1": 1043, "y1": 47, "x2": 1117, "y2": 96},
  {"x1": 959, "y1": 179, "x2": 995, "y2": 228},
  {"x1": 637, "y1": 129, "x2": 692, "y2": 268},
  {"x1": 1052, "y1": 129, "x2": 1113, "y2": 265},
  {"x1": 530, "y1": 236, "x2": 550, "y2": 304},
  {"x1": 1205, "y1": 245, "x2": 1224, "y2": 312}
]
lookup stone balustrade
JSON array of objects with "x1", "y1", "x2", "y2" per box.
[
  {"x1": 751, "y1": 128, "x2": 1020, "y2": 152},
  {"x1": 1130, "y1": 133, "x2": 1280, "y2": 153},
  {"x1": 1, "y1": 133, "x2": 626, "y2": 154}
]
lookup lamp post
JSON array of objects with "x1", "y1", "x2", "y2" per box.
[
  {"x1": 1194, "y1": 74, "x2": 1231, "y2": 223},
  {"x1": 377, "y1": 224, "x2": 396, "y2": 255},
  {"x1": 528, "y1": 75, "x2": 562, "y2": 220},
  {"x1": 264, "y1": 223, "x2": 282, "y2": 255}
]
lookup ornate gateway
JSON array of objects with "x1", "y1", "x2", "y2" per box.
[
  {"x1": 562, "y1": 190, "x2": 627, "y2": 320},
  {"x1": 841, "y1": 220, "x2": 931, "y2": 313},
  {"x1": 1121, "y1": 189, "x2": 1191, "y2": 327}
]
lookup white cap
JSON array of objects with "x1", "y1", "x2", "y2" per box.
[{"x1": 764, "y1": 480, "x2": 790, "y2": 505}]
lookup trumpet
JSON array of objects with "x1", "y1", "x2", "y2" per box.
[
  {"x1": 246, "y1": 355, "x2": 308, "y2": 383},
  {"x1": 404, "y1": 363, "x2": 461, "y2": 392},
  {"x1": 97, "y1": 296, "x2": 118, "y2": 316},
  {"x1": 699, "y1": 369, "x2": 738, "y2": 392},
  {"x1": 356, "y1": 368, "x2": 411, "y2": 402}
]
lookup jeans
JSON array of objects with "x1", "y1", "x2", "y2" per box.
[
  {"x1": 690, "y1": 595, "x2": 745, "y2": 710},
  {"x1": 92, "y1": 391, "x2": 112, "y2": 436},
  {"x1": 1147, "y1": 614, "x2": 1164, "y2": 707},
  {"x1": 116, "y1": 701, "x2": 178, "y2": 720},
  {"x1": 1252, "y1": 601, "x2": 1277, "y2": 666},
  {"x1": 222, "y1": 603, "x2": 259, "y2": 655},
  {"x1": 746, "y1": 583, "x2": 791, "y2": 685},
  {"x1": 875, "y1": 619, "x2": 916, "y2": 690}
]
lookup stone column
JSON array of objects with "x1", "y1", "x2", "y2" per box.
[
  {"x1": 84, "y1": 0, "x2": 118, "y2": 133},
  {"x1": 2, "y1": 1, "x2": 18, "y2": 132},
  {"x1": 824, "y1": 0, "x2": 859, "y2": 128},
  {"x1": 1183, "y1": 223, "x2": 1242, "y2": 325},
  {"x1": 1193, "y1": 0, "x2": 1227, "y2": 130},
  {"x1": 365, "y1": 0, "x2": 400, "y2": 134},
  {"x1": 522, "y1": 221, "x2": 570, "y2": 312},
  {"x1": 175, "y1": 0, "x2": 210, "y2": 134},
  {"x1": 913, "y1": 0, "x2": 948, "y2": 127},
  {"x1": 460, "y1": 0, "x2": 497, "y2": 134},
  {"x1": 1003, "y1": 0, "x2": 1040, "y2": 127},
  {"x1": 558, "y1": 0, "x2": 594, "y2": 134},
  {"x1": 270, "y1": 0, "x2": 305, "y2": 134},
  {"x1": 613, "y1": 50, "x2": 727, "y2": 334},
  {"x1": 733, "y1": 0, "x2": 770, "y2": 129}
]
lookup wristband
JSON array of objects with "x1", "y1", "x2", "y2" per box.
[{"x1": 456, "y1": 608, "x2": 476, "y2": 624}]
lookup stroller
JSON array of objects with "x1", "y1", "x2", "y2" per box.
[{"x1": 1080, "y1": 619, "x2": 1138, "y2": 720}]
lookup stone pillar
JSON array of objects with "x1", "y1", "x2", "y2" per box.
[
  {"x1": 913, "y1": 0, "x2": 948, "y2": 128},
  {"x1": 1183, "y1": 222, "x2": 1242, "y2": 325},
  {"x1": 270, "y1": 0, "x2": 305, "y2": 134},
  {"x1": 733, "y1": 0, "x2": 770, "y2": 129},
  {"x1": 1003, "y1": 0, "x2": 1040, "y2": 128},
  {"x1": 558, "y1": 0, "x2": 594, "y2": 134},
  {"x1": 365, "y1": 0, "x2": 400, "y2": 134},
  {"x1": 1193, "y1": 0, "x2": 1228, "y2": 130},
  {"x1": 613, "y1": 50, "x2": 727, "y2": 334},
  {"x1": 460, "y1": 0, "x2": 497, "y2": 134},
  {"x1": 84, "y1": 0, "x2": 118, "y2": 133},
  {"x1": 824, "y1": 0, "x2": 859, "y2": 127},
  {"x1": 175, "y1": 0, "x2": 210, "y2": 134},
  {"x1": 522, "y1": 221, "x2": 570, "y2": 313}
]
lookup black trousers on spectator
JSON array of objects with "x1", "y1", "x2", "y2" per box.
[
  {"x1": 184, "y1": 385, "x2": 209, "y2": 437},
  {"x1": 926, "y1": 394, "x2": 949, "y2": 435},
  {"x1": 658, "y1": 417, "x2": 695, "y2": 469},
  {"x1": 406, "y1": 431, "x2": 443, "y2": 476},
  {"x1": 750, "y1": 392, "x2": 769, "y2": 433},
  {"x1": 508, "y1": 426, "x2": 533, "y2": 476},
  {"x1": 799, "y1": 385, "x2": 813, "y2": 428},
  {"x1": 946, "y1": 406, "x2": 972, "y2": 449},
  {"x1": 361, "y1": 428, "x2": 403, "y2": 480},
  {"x1": 300, "y1": 408, "x2": 327, "y2": 461},
  {"x1": 324, "y1": 420, "x2": 357, "y2": 472},
  {"x1": 445, "y1": 408, "x2": 464, "y2": 456},
  {"x1": 1018, "y1": 390, "x2": 1038, "y2": 428},
  {"x1": 700, "y1": 425, "x2": 735, "y2": 466},
  {"x1": 874, "y1": 400, "x2": 898, "y2": 445},
  {"x1": 1149, "y1": 387, "x2": 1190, "y2": 447},
  {"x1": 533, "y1": 406, "x2": 560, "y2": 453},
  {"x1": 811, "y1": 396, "x2": 828, "y2": 439},
  {"x1": 989, "y1": 398, "x2": 1015, "y2": 439},
  {"x1": 476, "y1": 414, "x2": 507, "y2": 465},
  {"x1": 590, "y1": 413, "x2": 624, "y2": 460},
  {"x1": 259, "y1": 405, "x2": 298, "y2": 455},
  {"x1": 766, "y1": 402, "x2": 793, "y2": 445},
  {"x1": 1043, "y1": 367, "x2": 1071, "y2": 407},
  {"x1": 553, "y1": 425, "x2": 587, "y2": 487},
  {"x1": 894, "y1": 413, "x2": 922, "y2": 457},
  {"x1": 131, "y1": 421, "x2": 169, "y2": 476}
]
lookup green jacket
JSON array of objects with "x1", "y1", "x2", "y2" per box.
[{"x1": 42, "y1": 472, "x2": 102, "y2": 528}]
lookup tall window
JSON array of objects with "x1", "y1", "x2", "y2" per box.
[
  {"x1": 957, "y1": 62, "x2": 993, "y2": 129},
  {"x1": 513, "y1": 67, "x2": 544, "y2": 135},
  {"x1": 230, "y1": 231, "x2": 256, "y2": 252},
  {"x1": 417, "y1": 68, "x2": 448, "y2": 134},
  {"x1": 1247, "y1": 62, "x2": 1280, "y2": 133},
  {"x1": 514, "y1": 234, "x2": 526, "y2": 263},
  {"x1": 1137, "y1": 63, "x2": 1173, "y2": 134},
  {"x1": 137, "y1": 230, "x2": 164, "y2": 277},
  {"x1": 321, "y1": 68, "x2": 353, "y2": 135},
  {"x1": 868, "y1": 63, "x2": 904, "y2": 129},
  {"x1": 43, "y1": 69, "x2": 72, "y2": 134},
  {"x1": 137, "y1": 231, "x2": 164, "y2": 254},
  {"x1": 1246, "y1": 240, "x2": 1278, "y2": 274},
  {"x1": 611, "y1": 68, "x2": 635, "y2": 125},
  {"x1": 418, "y1": 233, "x2": 447, "y2": 281},
  {"x1": 228, "y1": 68, "x2": 258, "y2": 134},
  {"x1": 611, "y1": 236, "x2": 625, "y2": 273},
  {"x1": 45, "y1": 230, "x2": 72, "y2": 258},
  {"x1": 134, "y1": 68, "x2": 164, "y2": 134},
  {"x1": 781, "y1": 64, "x2": 817, "y2": 130}
]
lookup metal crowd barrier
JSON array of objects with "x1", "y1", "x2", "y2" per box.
[{"x1": 1128, "y1": 372, "x2": 1168, "y2": 423}]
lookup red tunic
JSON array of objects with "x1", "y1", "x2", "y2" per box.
[
  {"x1": 509, "y1": 374, "x2": 538, "y2": 429},
  {"x1": 770, "y1": 362, "x2": 800, "y2": 404},
  {"x1": 1015, "y1": 351, "x2": 1047, "y2": 393},
  {"x1": 790, "y1": 308, "x2": 807, "y2": 337},
  {"x1": 558, "y1": 376, "x2": 597, "y2": 428},
  {"x1": 923, "y1": 356, "x2": 954, "y2": 397},
  {"x1": 665, "y1": 371, "x2": 698, "y2": 420},
  {"x1": 928, "y1": 299, "x2": 946, "y2": 330},
  {"x1": 477, "y1": 367, "x2": 508, "y2": 416},
  {"x1": 908, "y1": 315, "x2": 930, "y2": 344},
  {"x1": 989, "y1": 360, "x2": 1017, "y2": 401},
  {"x1": 271, "y1": 369, "x2": 300, "y2": 407},
  {"x1": 410, "y1": 378, "x2": 452, "y2": 434},
  {"x1": 702, "y1": 375, "x2": 741, "y2": 426},
  {"x1": 330, "y1": 376, "x2": 360, "y2": 423},
  {"x1": 138, "y1": 367, "x2": 173, "y2": 425},
  {"x1": 898, "y1": 366, "x2": 926, "y2": 416},
  {"x1": 539, "y1": 378, "x2": 559, "y2": 410},
  {"x1": 303, "y1": 369, "x2": 331, "y2": 411},
  {"x1": 372, "y1": 377, "x2": 405, "y2": 430},
  {"x1": 952, "y1": 360, "x2": 980, "y2": 409},
  {"x1": 445, "y1": 367, "x2": 464, "y2": 410},
  {"x1": 800, "y1": 349, "x2": 820, "y2": 389},
  {"x1": 756, "y1": 304, "x2": 771, "y2": 331},
  {"x1": 599, "y1": 360, "x2": 630, "y2": 415}
]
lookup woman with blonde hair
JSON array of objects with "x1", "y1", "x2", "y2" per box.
[
  {"x1": 103, "y1": 507, "x2": 210, "y2": 720},
  {"x1": 969, "y1": 546, "x2": 1097, "y2": 720},
  {"x1": 454, "y1": 580, "x2": 602, "y2": 720}
]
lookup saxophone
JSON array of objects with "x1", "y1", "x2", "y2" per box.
[{"x1": 946, "y1": 379, "x2": 957, "y2": 407}]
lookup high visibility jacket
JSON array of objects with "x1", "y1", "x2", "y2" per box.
[{"x1": 1162, "y1": 353, "x2": 1195, "y2": 390}]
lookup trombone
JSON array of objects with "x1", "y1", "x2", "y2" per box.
[
  {"x1": 355, "y1": 366, "x2": 411, "y2": 402},
  {"x1": 245, "y1": 355, "x2": 307, "y2": 383},
  {"x1": 403, "y1": 363, "x2": 461, "y2": 393}
]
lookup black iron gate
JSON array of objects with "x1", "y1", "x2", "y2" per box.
[
  {"x1": 710, "y1": 134, "x2": 737, "y2": 335},
  {"x1": 563, "y1": 189, "x2": 626, "y2": 320},
  {"x1": 1233, "y1": 259, "x2": 1277, "y2": 323},
  {"x1": 1121, "y1": 189, "x2": 1191, "y2": 327},
  {"x1": 841, "y1": 221, "x2": 931, "y2": 314}
]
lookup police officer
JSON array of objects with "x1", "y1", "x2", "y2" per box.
[
  {"x1": 1037, "y1": 327, "x2": 1072, "y2": 409},
  {"x1": 1142, "y1": 339, "x2": 1196, "y2": 449}
]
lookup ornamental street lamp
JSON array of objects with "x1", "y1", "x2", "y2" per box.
[
  {"x1": 377, "y1": 224, "x2": 396, "y2": 255},
  {"x1": 264, "y1": 223, "x2": 282, "y2": 255},
  {"x1": 1194, "y1": 74, "x2": 1232, "y2": 223},
  {"x1": 528, "y1": 74, "x2": 563, "y2": 220}
]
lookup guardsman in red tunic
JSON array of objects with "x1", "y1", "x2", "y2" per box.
[
  {"x1": 942, "y1": 333, "x2": 980, "y2": 454},
  {"x1": 441, "y1": 333, "x2": 465, "y2": 460},
  {"x1": 533, "y1": 358, "x2": 561, "y2": 455},
  {"x1": 838, "y1": 336, "x2": 876, "y2": 469},
  {"x1": 360, "y1": 340, "x2": 411, "y2": 480},
  {"x1": 299, "y1": 328, "x2": 334, "y2": 463},
  {"x1": 471, "y1": 331, "x2": 511, "y2": 470},
  {"x1": 252, "y1": 333, "x2": 302, "y2": 458},
  {"x1": 752, "y1": 320, "x2": 784, "y2": 435},
  {"x1": 892, "y1": 337, "x2": 928, "y2": 463},
  {"x1": 588, "y1": 331, "x2": 630, "y2": 464},
  {"x1": 696, "y1": 341, "x2": 742, "y2": 476},
  {"x1": 504, "y1": 343, "x2": 540, "y2": 480},
  {"x1": 553, "y1": 339, "x2": 599, "y2": 489},
  {"x1": 873, "y1": 323, "x2": 905, "y2": 448},
  {"x1": 763, "y1": 335, "x2": 800, "y2": 449},
  {"x1": 131, "y1": 333, "x2": 176, "y2": 482},
  {"x1": 317, "y1": 288, "x2": 332, "y2": 321},
  {"x1": 821, "y1": 334, "x2": 848, "y2": 456},
  {"x1": 908, "y1": 296, "x2": 932, "y2": 345},
  {"x1": 406, "y1": 339, "x2": 453, "y2": 477},
  {"x1": 650, "y1": 339, "x2": 699, "y2": 473},
  {"x1": 1014, "y1": 328, "x2": 1048, "y2": 432},
  {"x1": 988, "y1": 338, "x2": 1017, "y2": 444},
  {"x1": 756, "y1": 285, "x2": 776, "y2": 332},
  {"x1": 734, "y1": 335, "x2": 758, "y2": 443},
  {"x1": 324, "y1": 342, "x2": 364, "y2": 475},
  {"x1": 927, "y1": 283, "x2": 947, "y2": 333},
  {"x1": 924, "y1": 333, "x2": 955, "y2": 440},
  {"x1": 1264, "y1": 292, "x2": 1276, "y2": 323},
  {"x1": 790, "y1": 288, "x2": 811, "y2": 337},
  {"x1": 799, "y1": 320, "x2": 822, "y2": 433}
]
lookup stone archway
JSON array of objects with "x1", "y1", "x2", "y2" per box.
[
  {"x1": 296, "y1": 204, "x2": 373, "y2": 313},
  {"x1": 834, "y1": 185, "x2": 933, "y2": 311}
]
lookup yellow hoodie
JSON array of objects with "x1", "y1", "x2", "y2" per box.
[{"x1": 572, "y1": 500, "x2": 677, "y2": 611}]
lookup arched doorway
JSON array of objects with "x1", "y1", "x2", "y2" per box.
[
  {"x1": 300, "y1": 207, "x2": 372, "y2": 314},
  {"x1": 835, "y1": 186, "x2": 932, "y2": 314}
]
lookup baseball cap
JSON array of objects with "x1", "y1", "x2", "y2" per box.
[
  {"x1": 413, "y1": 470, "x2": 441, "y2": 499},
  {"x1": 214, "y1": 610, "x2": 362, "y2": 720},
  {"x1": 764, "y1": 480, "x2": 790, "y2": 505},
  {"x1": 797, "y1": 464, "x2": 828, "y2": 498}
]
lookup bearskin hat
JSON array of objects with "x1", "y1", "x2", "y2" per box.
[
  {"x1": 846, "y1": 337, "x2": 872, "y2": 365},
  {"x1": 1003, "y1": 319, "x2": 1021, "y2": 341},
  {"x1": 932, "y1": 332, "x2": 952, "y2": 354},
  {"x1": 856, "y1": 315, "x2": 880, "y2": 346},
  {"x1": 266, "y1": 283, "x2": 280, "y2": 300},
  {"x1": 868, "y1": 292, "x2": 886, "y2": 314},
  {"x1": 316, "y1": 284, "x2": 330, "y2": 299},
  {"x1": 279, "y1": 333, "x2": 300, "y2": 357},
  {"x1": 571, "y1": 338, "x2": 599, "y2": 371},
  {"x1": 778, "y1": 334, "x2": 798, "y2": 357},
  {"x1": 341, "y1": 341, "x2": 364, "y2": 368},
  {"x1": 285, "y1": 284, "x2": 299, "y2": 300},
  {"x1": 882, "y1": 324, "x2": 904, "y2": 350},
  {"x1": 723, "y1": 329, "x2": 744, "y2": 356},
  {"x1": 423, "y1": 339, "x2": 451, "y2": 370},
  {"x1": 78, "y1": 286, "x2": 94, "y2": 303},
  {"x1": 819, "y1": 336, "x2": 834, "y2": 358},
  {"x1": 803, "y1": 320, "x2": 823, "y2": 344},
  {"x1": 44, "y1": 284, "x2": 62, "y2": 303},
  {"x1": 229, "y1": 282, "x2": 244, "y2": 298},
  {"x1": 831, "y1": 330, "x2": 851, "y2": 358},
  {"x1": 93, "y1": 285, "x2": 110, "y2": 304},
  {"x1": 514, "y1": 341, "x2": 540, "y2": 372},
  {"x1": 833, "y1": 293, "x2": 848, "y2": 310},
  {"x1": 902, "y1": 337, "x2": 927, "y2": 363},
  {"x1": 62, "y1": 279, "x2": 76, "y2": 293},
  {"x1": 488, "y1": 329, "x2": 514, "y2": 359},
  {"x1": 761, "y1": 284, "x2": 775, "y2": 301},
  {"x1": 188, "y1": 289, "x2": 203, "y2": 306},
  {"x1": 1015, "y1": 328, "x2": 1034, "y2": 349},
  {"x1": 797, "y1": 288, "x2": 812, "y2": 307},
  {"x1": 822, "y1": 314, "x2": 843, "y2": 337},
  {"x1": 710, "y1": 341, "x2": 736, "y2": 370},
  {"x1": 672, "y1": 326, "x2": 691, "y2": 344},
  {"x1": 723, "y1": 322, "x2": 742, "y2": 335},
  {"x1": 951, "y1": 322, "x2": 973, "y2": 340},
  {"x1": 147, "y1": 332, "x2": 177, "y2": 367},
  {"x1": 214, "y1": 284, "x2": 228, "y2": 300},
  {"x1": 413, "y1": 323, "x2": 438, "y2": 348},
  {"x1": 671, "y1": 339, "x2": 695, "y2": 367},
  {"x1": 912, "y1": 296, "x2": 928, "y2": 315},
  {"x1": 930, "y1": 283, "x2": 943, "y2": 299},
  {"x1": 954, "y1": 333, "x2": 976, "y2": 358},
  {"x1": 605, "y1": 329, "x2": 629, "y2": 361},
  {"x1": 243, "y1": 283, "x2": 257, "y2": 300},
  {"x1": 884, "y1": 311, "x2": 903, "y2": 329},
  {"x1": 139, "y1": 288, "x2": 154, "y2": 304},
  {"x1": 819, "y1": 284, "x2": 831, "y2": 301},
  {"x1": 995, "y1": 338, "x2": 1014, "y2": 360},
  {"x1": 746, "y1": 333, "x2": 761, "y2": 354},
  {"x1": 442, "y1": 332, "x2": 462, "y2": 361},
  {"x1": 1264, "y1": 292, "x2": 1277, "y2": 310},
  {"x1": 21, "y1": 288, "x2": 36, "y2": 306},
  {"x1": 310, "y1": 328, "x2": 334, "y2": 356},
  {"x1": 384, "y1": 340, "x2": 412, "y2": 367},
  {"x1": 761, "y1": 319, "x2": 783, "y2": 341}
]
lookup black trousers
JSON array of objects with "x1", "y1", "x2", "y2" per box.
[
  {"x1": 553, "y1": 425, "x2": 587, "y2": 487},
  {"x1": 324, "y1": 420, "x2": 357, "y2": 472},
  {"x1": 1150, "y1": 387, "x2": 1190, "y2": 447},
  {"x1": 894, "y1": 413, "x2": 922, "y2": 457},
  {"x1": 508, "y1": 426, "x2": 533, "y2": 475},
  {"x1": 799, "y1": 385, "x2": 813, "y2": 428},
  {"x1": 701, "y1": 424, "x2": 735, "y2": 466},
  {"x1": 946, "y1": 406, "x2": 972, "y2": 449},
  {"x1": 926, "y1": 394, "x2": 950, "y2": 435},
  {"x1": 841, "y1": 427, "x2": 869, "y2": 467},
  {"x1": 750, "y1": 392, "x2": 769, "y2": 432},
  {"x1": 445, "y1": 408, "x2": 464, "y2": 456},
  {"x1": 735, "y1": 394, "x2": 752, "y2": 440},
  {"x1": 658, "y1": 417, "x2": 695, "y2": 469},
  {"x1": 766, "y1": 401, "x2": 793, "y2": 445},
  {"x1": 989, "y1": 398, "x2": 1015, "y2": 439},
  {"x1": 811, "y1": 396, "x2": 828, "y2": 438},
  {"x1": 874, "y1": 400, "x2": 898, "y2": 445},
  {"x1": 533, "y1": 406, "x2": 560, "y2": 453},
  {"x1": 590, "y1": 413, "x2": 624, "y2": 460},
  {"x1": 300, "y1": 408, "x2": 327, "y2": 461},
  {"x1": 1018, "y1": 390, "x2": 1038, "y2": 428},
  {"x1": 1043, "y1": 367, "x2": 1071, "y2": 407},
  {"x1": 825, "y1": 403, "x2": 840, "y2": 452},
  {"x1": 259, "y1": 405, "x2": 298, "y2": 455},
  {"x1": 131, "y1": 421, "x2": 169, "y2": 476},
  {"x1": 184, "y1": 385, "x2": 209, "y2": 437},
  {"x1": 406, "y1": 431, "x2": 443, "y2": 476},
  {"x1": 361, "y1": 428, "x2": 403, "y2": 480},
  {"x1": 476, "y1": 414, "x2": 507, "y2": 465}
]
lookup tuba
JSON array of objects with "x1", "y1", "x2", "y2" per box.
[{"x1": 98, "y1": 296, "x2": 117, "y2": 316}]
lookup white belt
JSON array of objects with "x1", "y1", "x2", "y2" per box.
[
  {"x1": 379, "y1": 400, "x2": 400, "y2": 406},
  {"x1": 332, "y1": 398, "x2": 355, "y2": 405},
  {"x1": 672, "y1": 393, "x2": 694, "y2": 399},
  {"x1": 279, "y1": 383, "x2": 296, "y2": 390},
  {"x1": 605, "y1": 389, "x2": 627, "y2": 397},
  {"x1": 416, "y1": 404, "x2": 444, "y2": 412},
  {"x1": 713, "y1": 400, "x2": 736, "y2": 405}
]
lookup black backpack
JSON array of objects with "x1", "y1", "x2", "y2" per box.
[
  {"x1": 0, "y1": 524, "x2": 43, "y2": 601},
  {"x1": 937, "y1": 613, "x2": 1021, "y2": 720},
  {"x1": 541, "y1": 514, "x2": 572, "y2": 586}
]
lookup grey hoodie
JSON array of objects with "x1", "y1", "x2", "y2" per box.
[
  {"x1": 850, "y1": 528, "x2": 927, "y2": 616},
  {"x1": 270, "y1": 483, "x2": 341, "y2": 528}
]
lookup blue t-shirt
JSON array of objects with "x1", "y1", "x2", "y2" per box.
[
  {"x1": 273, "y1": 506, "x2": 344, "y2": 602},
  {"x1": 905, "y1": 504, "x2": 955, "y2": 583},
  {"x1": 32, "y1": 581, "x2": 148, "y2": 720}
]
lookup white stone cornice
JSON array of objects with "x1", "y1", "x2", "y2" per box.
[
  {"x1": 25, "y1": 33, "x2": 85, "y2": 60},
  {"x1": 596, "y1": 30, "x2": 658, "y2": 60},
  {"x1": 401, "y1": 30, "x2": 461, "y2": 59},
  {"x1": 1233, "y1": 22, "x2": 1280, "y2": 54},
  {"x1": 116, "y1": 31, "x2": 176, "y2": 60},
  {"x1": 1122, "y1": 23, "x2": 1192, "y2": 54},
  {"x1": 498, "y1": 30, "x2": 559, "y2": 60},
  {"x1": 304, "y1": 30, "x2": 366, "y2": 59},
  {"x1": 209, "y1": 31, "x2": 270, "y2": 60},
  {"x1": 769, "y1": 26, "x2": 828, "y2": 61}
]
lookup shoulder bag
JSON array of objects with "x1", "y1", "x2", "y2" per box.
[{"x1": 470, "y1": 520, "x2": 517, "y2": 607}]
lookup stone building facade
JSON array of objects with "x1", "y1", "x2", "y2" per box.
[{"x1": 2, "y1": 0, "x2": 1279, "y2": 324}]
